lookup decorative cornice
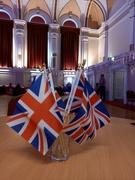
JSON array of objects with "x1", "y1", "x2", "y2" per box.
[
  {"x1": 52, "y1": 70, "x2": 76, "y2": 76},
  {"x1": 14, "y1": 19, "x2": 26, "y2": 25},
  {"x1": 107, "y1": 0, "x2": 133, "y2": 27},
  {"x1": 81, "y1": 27, "x2": 91, "y2": 33},
  {"x1": 51, "y1": 32, "x2": 59, "y2": 39},
  {"x1": 81, "y1": 27, "x2": 99, "y2": 38},
  {"x1": 81, "y1": 35, "x2": 89, "y2": 42},
  {"x1": 49, "y1": 23, "x2": 60, "y2": 30},
  {"x1": 16, "y1": 29, "x2": 24, "y2": 36}
]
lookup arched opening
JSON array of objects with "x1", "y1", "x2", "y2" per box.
[
  {"x1": 63, "y1": 20, "x2": 76, "y2": 28},
  {"x1": 30, "y1": 15, "x2": 46, "y2": 24},
  {"x1": 0, "y1": 11, "x2": 10, "y2": 20}
]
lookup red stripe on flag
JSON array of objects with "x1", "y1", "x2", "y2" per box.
[
  {"x1": 22, "y1": 121, "x2": 36, "y2": 140},
  {"x1": 63, "y1": 114, "x2": 85, "y2": 129},
  {"x1": 7, "y1": 113, "x2": 28, "y2": 122},
  {"x1": 89, "y1": 93, "x2": 100, "y2": 106},
  {"x1": 45, "y1": 79, "x2": 49, "y2": 94},
  {"x1": 71, "y1": 128, "x2": 84, "y2": 140},
  {"x1": 94, "y1": 108, "x2": 110, "y2": 123},
  {"x1": 79, "y1": 133, "x2": 86, "y2": 144},
  {"x1": 74, "y1": 88, "x2": 83, "y2": 98}
]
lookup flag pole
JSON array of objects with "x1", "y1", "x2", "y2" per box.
[
  {"x1": 47, "y1": 67, "x2": 67, "y2": 157},
  {"x1": 58, "y1": 60, "x2": 86, "y2": 158},
  {"x1": 63, "y1": 59, "x2": 86, "y2": 125},
  {"x1": 65, "y1": 59, "x2": 86, "y2": 115},
  {"x1": 64, "y1": 64, "x2": 81, "y2": 115},
  {"x1": 48, "y1": 67, "x2": 56, "y2": 100}
]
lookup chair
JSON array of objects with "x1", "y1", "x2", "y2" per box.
[
  {"x1": 126, "y1": 90, "x2": 135, "y2": 105},
  {"x1": 7, "y1": 94, "x2": 23, "y2": 116}
]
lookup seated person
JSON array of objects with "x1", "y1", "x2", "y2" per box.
[
  {"x1": 12, "y1": 83, "x2": 21, "y2": 96},
  {"x1": 66, "y1": 82, "x2": 72, "y2": 93},
  {"x1": 8, "y1": 83, "x2": 13, "y2": 95}
]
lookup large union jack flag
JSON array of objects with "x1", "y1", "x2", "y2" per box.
[
  {"x1": 63, "y1": 76, "x2": 110, "y2": 144},
  {"x1": 7, "y1": 72, "x2": 64, "y2": 155}
]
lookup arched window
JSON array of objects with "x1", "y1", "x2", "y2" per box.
[
  {"x1": 63, "y1": 20, "x2": 76, "y2": 28},
  {"x1": 59, "y1": 14, "x2": 81, "y2": 28},
  {"x1": 0, "y1": 11, "x2": 11, "y2": 20},
  {"x1": 29, "y1": 15, "x2": 46, "y2": 24}
]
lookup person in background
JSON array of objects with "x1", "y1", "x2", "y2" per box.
[
  {"x1": 12, "y1": 83, "x2": 21, "y2": 96},
  {"x1": 66, "y1": 82, "x2": 71, "y2": 93},
  {"x1": 99, "y1": 74, "x2": 106, "y2": 101},
  {"x1": 8, "y1": 83, "x2": 13, "y2": 95},
  {"x1": 94, "y1": 83, "x2": 99, "y2": 95}
]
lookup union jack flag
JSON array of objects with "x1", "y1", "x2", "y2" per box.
[
  {"x1": 63, "y1": 77, "x2": 110, "y2": 144},
  {"x1": 7, "y1": 72, "x2": 64, "y2": 155}
]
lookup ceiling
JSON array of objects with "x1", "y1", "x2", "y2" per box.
[{"x1": 1, "y1": 0, "x2": 127, "y2": 29}]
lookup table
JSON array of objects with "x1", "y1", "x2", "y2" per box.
[{"x1": 0, "y1": 116, "x2": 135, "y2": 180}]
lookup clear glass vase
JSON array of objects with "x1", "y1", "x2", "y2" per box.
[{"x1": 51, "y1": 131, "x2": 70, "y2": 162}]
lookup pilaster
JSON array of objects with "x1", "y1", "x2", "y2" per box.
[
  {"x1": 49, "y1": 24, "x2": 60, "y2": 69},
  {"x1": 14, "y1": 19, "x2": 26, "y2": 68},
  {"x1": 81, "y1": 27, "x2": 90, "y2": 67}
]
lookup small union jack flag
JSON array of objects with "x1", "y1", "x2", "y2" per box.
[
  {"x1": 63, "y1": 76, "x2": 110, "y2": 144},
  {"x1": 7, "y1": 72, "x2": 64, "y2": 155}
]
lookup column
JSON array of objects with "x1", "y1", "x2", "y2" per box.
[
  {"x1": 129, "y1": 6, "x2": 135, "y2": 51},
  {"x1": 81, "y1": 27, "x2": 90, "y2": 68},
  {"x1": 123, "y1": 64, "x2": 131, "y2": 104},
  {"x1": 14, "y1": 19, "x2": 26, "y2": 68},
  {"x1": 49, "y1": 24, "x2": 60, "y2": 70},
  {"x1": 93, "y1": 70, "x2": 96, "y2": 88},
  {"x1": 108, "y1": 69, "x2": 114, "y2": 101},
  {"x1": 101, "y1": 22, "x2": 108, "y2": 60}
]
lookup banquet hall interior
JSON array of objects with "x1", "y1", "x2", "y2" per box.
[{"x1": 0, "y1": 0, "x2": 135, "y2": 180}]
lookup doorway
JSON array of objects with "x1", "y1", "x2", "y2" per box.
[{"x1": 113, "y1": 71, "x2": 124, "y2": 101}]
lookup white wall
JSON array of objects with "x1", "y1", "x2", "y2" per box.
[
  {"x1": 88, "y1": 37, "x2": 99, "y2": 66},
  {"x1": 52, "y1": 74, "x2": 64, "y2": 86},
  {"x1": 24, "y1": 72, "x2": 31, "y2": 87},
  {"x1": 108, "y1": 16, "x2": 130, "y2": 58},
  {"x1": 0, "y1": 70, "x2": 32, "y2": 87},
  {"x1": 98, "y1": 35, "x2": 105, "y2": 63},
  {"x1": 0, "y1": 73, "x2": 15, "y2": 86},
  {"x1": 108, "y1": 0, "x2": 127, "y2": 18}
]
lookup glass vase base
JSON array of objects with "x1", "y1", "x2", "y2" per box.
[
  {"x1": 51, "y1": 132, "x2": 70, "y2": 162},
  {"x1": 50, "y1": 155, "x2": 69, "y2": 162}
]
